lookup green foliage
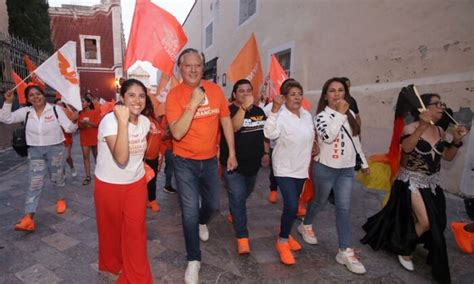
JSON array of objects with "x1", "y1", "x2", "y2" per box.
[{"x1": 6, "y1": 0, "x2": 54, "y2": 52}]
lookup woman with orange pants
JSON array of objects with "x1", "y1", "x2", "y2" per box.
[
  {"x1": 78, "y1": 96, "x2": 100, "y2": 185},
  {"x1": 94, "y1": 78, "x2": 153, "y2": 283}
]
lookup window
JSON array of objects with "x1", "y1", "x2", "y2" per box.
[
  {"x1": 239, "y1": 0, "x2": 257, "y2": 25},
  {"x1": 275, "y1": 49, "x2": 291, "y2": 77},
  {"x1": 204, "y1": 57, "x2": 218, "y2": 83},
  {"x1": 205, "y1": 22, "x2": 213, "y2": 48},
  {"x1": 79, "y1": 35, "x2": 101, "y2": 64}
]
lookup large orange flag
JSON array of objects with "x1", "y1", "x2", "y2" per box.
[
  {"x1": 268, "y1": 54, "x2": 288, "y2": 100},
  {"x1": 24, "y1": 55, "x2": 46, "y2": 90},
  {"x1": 124, "y1": 0, "x2": 188, "y2": 75},
  {"x1": 227, "y1": 33, "x2": 263, "y2": 100},
  {"x1": 11, "y1": 71, "x2": 27, "y2": 105},
  {"x1": 268, "y1": 54, "x2": 311, "y2": 110}
]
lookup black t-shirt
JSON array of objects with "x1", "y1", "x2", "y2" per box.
[
  {"x1": 220, "y1": 104, "x2": 266, "y2": 176},
  {"x1": 347, "y1": 95, "x2": 359, "y2": 114}
]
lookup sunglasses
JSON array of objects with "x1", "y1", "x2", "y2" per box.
[{"x1": 426, "y1": 101, "x2": 446, "y2": 108}]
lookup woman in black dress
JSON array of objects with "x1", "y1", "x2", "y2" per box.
[{"x1": 361, "y1": 93, "x2": 468, "y2": 283}]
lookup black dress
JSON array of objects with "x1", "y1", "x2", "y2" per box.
[{"x1": 361, "y1": 136, "x2": 451, "y2": 283}]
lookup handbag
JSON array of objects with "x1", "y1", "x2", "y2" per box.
[
  {"x1": 341, "y1": 126, "x2": 363, "y2": 171},
  {"x1": 11, "y1": 111, "x2": 30, "y2": 157}
]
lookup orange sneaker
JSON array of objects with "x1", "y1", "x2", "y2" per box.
[
  {"x1": 288, "y1": 235, "x2": 302, "y2": 251},
  {"x1": 237, "y1": 238, "x2": 250, "y2": 255},
  {"x1": 56, "y1": 199, "x2": 67, "y2": 214},
  {"x1": 14, "y1": 214, "x2": 35, "y2": 232},
  {"x1": 296, "y1": 203, "x2": 306, "y2": 217},
  {"x1": 268, "y1": 191, "x2": 278, "y2": 204},
  {"x1": 226, "y1": 214, "x2": 233, "y2": 224},
  {"x1": 149, "y1": 200, "x2": 160, "y2": 213},
  {"x1": 276, "y1": 239, "x2": 295, "y2": 265}
]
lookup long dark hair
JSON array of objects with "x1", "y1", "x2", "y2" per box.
[
  {"x1": 317, "y1": 77, "x2": 360, "y2": 136},
  {"x1": 24, "y1": 84, "x2": 45, "y2": 107},
  {"x1": 410, "y1": 93, "x2": 441, "y2": 121},
  {"x1": 82, "y1": 95, "x2": 94, "y2": 110},
  {"x1": 119, "y1": 79, "x2": 153, "y2": 117}
]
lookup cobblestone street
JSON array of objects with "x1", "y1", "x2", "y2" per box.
[{"x1": 0, "y1": 133, "x2": 473, "y2": 283}]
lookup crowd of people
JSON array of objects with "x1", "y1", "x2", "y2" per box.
[{"x1": 0, "y1": 47, "x2": 469, "y2": 284}]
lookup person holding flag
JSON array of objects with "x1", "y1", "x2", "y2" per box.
[
  {"x1": 166, "y1": 48, "x2": 237, "y2": 284},
  {"x1": 220, "y1": 79, "x2": 269, "y2": 255},
  {"x1": 361, "y1": 92, "x2": 468, "y2": 283},
  {"x1": 0, "y1": 84, "x2": 78, "y2": 232}
]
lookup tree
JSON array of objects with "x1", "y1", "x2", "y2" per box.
[{"x1": 7, "y1": 0, "x2": 54, "y2": 52}]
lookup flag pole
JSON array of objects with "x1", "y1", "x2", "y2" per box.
[{"x1": 10, "y1": 72, "x2": 34, "y2": 92}]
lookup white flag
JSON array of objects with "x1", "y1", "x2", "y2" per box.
[{"x1": 34, "y1": 41, "x2": 82, "y2": 111}]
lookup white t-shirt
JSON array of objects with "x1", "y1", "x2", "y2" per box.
[{"x1": 95, "y1": 112, "x2": 150, "y2": 184}]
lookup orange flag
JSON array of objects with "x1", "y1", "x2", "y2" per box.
[
  {"x1": 227, "y1": 33, "x2": 263, "y2": 100},
  {"x1": 268, "y1": 54, "x2": 288, "y2": 100},
  {"x1": 124, "y1": 0, "x2": 188, "y2": 75},
  {"x1": 100, "y1": 99, "x2": 116, "y2": 118},
  {"x1": 24, "y1": 55, "x2": 46, "y2": 90},
  {"x1": 156, "y1": 72, "x2": 179, "y2": 103},
  {"x1": 12, "y1": 71, "x2": 27, "y2": 105}
]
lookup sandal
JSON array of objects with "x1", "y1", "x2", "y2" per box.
[{"x1": 82, "y1": 176, "x2": 91, "y2": 185}]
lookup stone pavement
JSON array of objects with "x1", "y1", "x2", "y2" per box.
[{"x1": 0, "y1": 134, "x2": 473, "y2": 283}]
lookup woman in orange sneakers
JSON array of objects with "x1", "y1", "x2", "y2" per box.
[
  {"x1": 1, "y1": 84, "x2": 78, "y2": 231},
  {"x1": 264, "y1": 79, "x2": 314, "y2": 265},
  {"x1": 142, "y1": 96, "x2": 163, "y2": 213},
  {"x1": 78, "y1": 96, "x2": 100, "y2": 185},
  {"x1": 220, "y1": 79, "x2": 269, "y2": 255},
  {"x1": 94, "y1": 79, "x2": 153, "y2": 283}
]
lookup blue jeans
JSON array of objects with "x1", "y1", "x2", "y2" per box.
[
  {"x1": 223, "y1": 170, "x2": 257, "y2": 238},
  {"x1": 275, "y1": 177, "x2": 306, "y2": 239},
  {"x1": 164, "y1": 149, "x2": 174, "y2": 187},
  {"x1": 26, "y1": 144, "x2": 65, "y2": 213},
  {"x1": 304, "y1": 162, "x2": 355, "y2": 249},
  {"x1": 173, "y1": 155, "x2": 220, "y2": 261}
]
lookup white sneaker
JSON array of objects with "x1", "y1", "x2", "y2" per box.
[
  {"x1": 297, "y1": 224, "x2": 318, "y2": 244},
  {"x1": 335, "y1": 248, "x2": 366, "y2": 274},
  {"x1": 398, "y1": 255, "x2": 414, "y2": 271},
  {"x1": 199, "y1": 224, "x2": 209, "y2": 241},
  {"x1": 70, "y1": 168, "x2": 77, "y2": 177},
  {"x1": 184, "y1": 260, "x2": 200, "y2": 284}
]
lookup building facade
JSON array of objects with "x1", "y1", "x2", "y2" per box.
[
  {"x1": 183, "y1": 0, "x2": 474, "y2": 195},
  {"x1": 49, "y1": 0, "x2": 125, "y2": 101}
]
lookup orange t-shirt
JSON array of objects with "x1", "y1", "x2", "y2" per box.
[
  {"x1": 166, "y1": 80, "x2": 230, "y2": 160},
  {"x1": 61, "y1": 106, "x2": 74, "y2": 146},
  {"x1": 145, "y1": 116, "x2": 163, "y2": 160},
  {"x1": 79, "y1": 109, "x2": 100, "y2": 146}
]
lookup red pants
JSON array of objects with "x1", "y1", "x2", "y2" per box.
[{"x1": 94, "y1": 177, "x2": 152, "y2": 284}]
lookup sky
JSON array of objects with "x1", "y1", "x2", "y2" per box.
[{"x1": 48, "y1": 0, "x2": 195, "y2": 84}]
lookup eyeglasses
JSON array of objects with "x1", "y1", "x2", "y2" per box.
[{"x1": 426, "y1": 101, "x2": 446, "y2": 108}]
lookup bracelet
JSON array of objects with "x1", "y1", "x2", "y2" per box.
[{"x1": 452, "y1": 141, "x2": 463, "y2": 148}]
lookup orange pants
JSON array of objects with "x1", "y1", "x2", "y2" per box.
[{"x1": 94, "y1": 177, "x2": 152, "y2": 284}]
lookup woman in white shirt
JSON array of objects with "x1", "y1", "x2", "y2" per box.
[
  {"x1": 264, "y1": 79, "x2": 315, "y2": 265},
  {"x1": 1, "y1": 83, "x2": 78, "y2": 232},
  {"x1": 298, "y1": 77, "x2": 369, "y2": 274},
  {"x1": 93, "y1": 79, "x2": 153, "y2": 283}
]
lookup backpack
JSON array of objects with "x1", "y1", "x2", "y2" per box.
[
  {"x1": 11, "y1": 106, "x2": 60, "y2": 157},
  {"x1": 11, "y1": 111, "x2": 30, "y2": 157}
]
